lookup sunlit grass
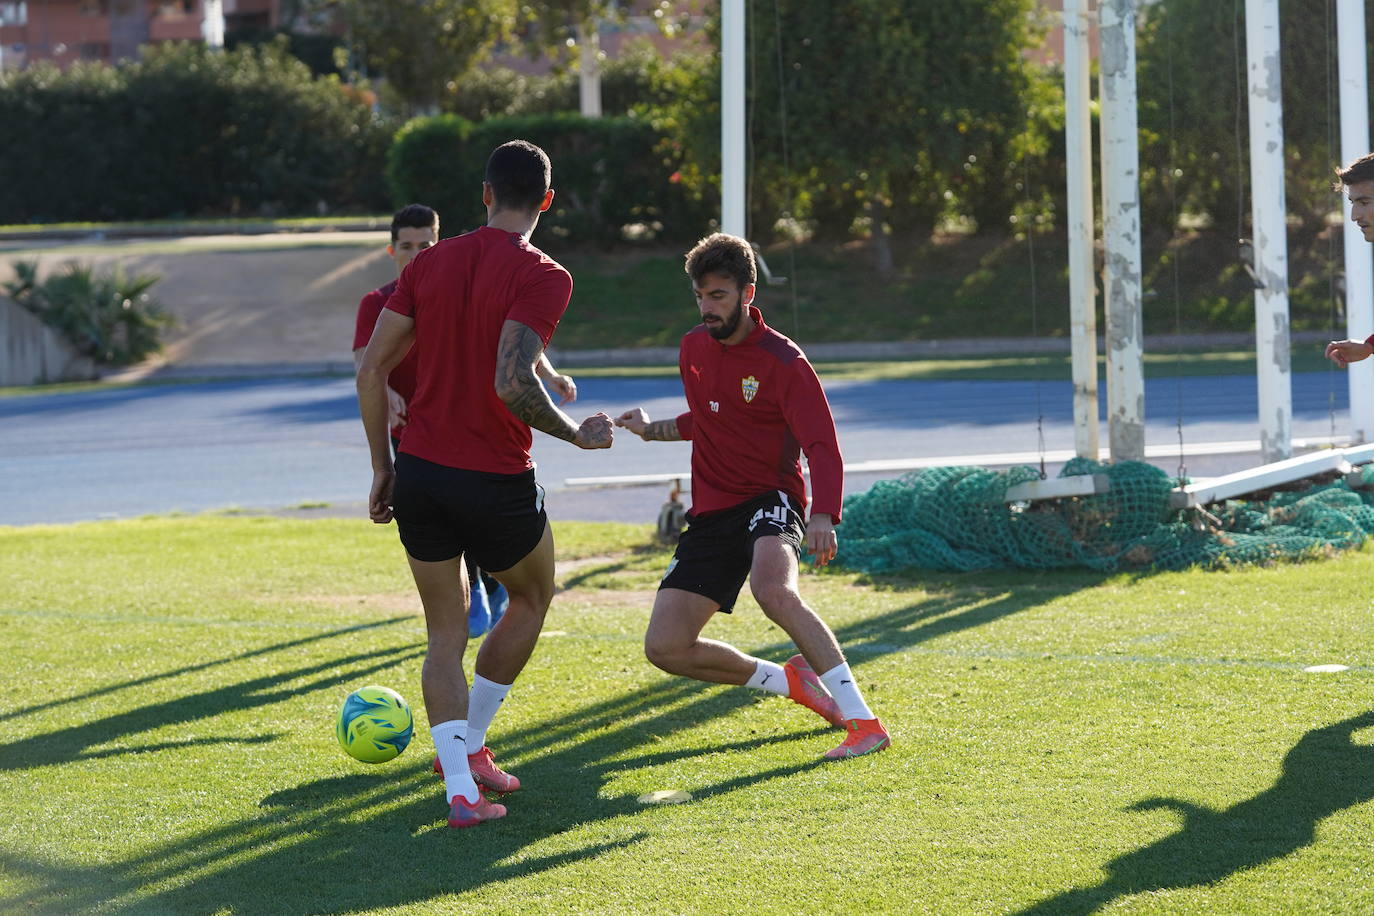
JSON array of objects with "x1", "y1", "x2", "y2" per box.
[{"x1": 3, "y1": 515, "x2": 1374, "y2": 913}]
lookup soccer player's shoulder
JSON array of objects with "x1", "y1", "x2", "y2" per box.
[{"x1": 757, "y1": 326, "x2": 804, "y2": 365}]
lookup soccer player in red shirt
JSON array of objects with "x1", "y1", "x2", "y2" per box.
[
  {"x1": 615, "y1": 233, "x2": 889, "y2": 760},
  {"x1": 353, "y1": 204, "x2": 578, "y2": 637},
  {"x1": 357, "y1": 141, "x2": 614, "y2": 827},
  {"x1": 352, "y1": 204, "x2": 579, "y2": 443}
]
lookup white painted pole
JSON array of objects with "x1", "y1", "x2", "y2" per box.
[
  {"x1": 1064, "y1": 0, "x2": 1099, "y2": 460},
  {"x1": 720, "y1": 0, "x2": 746, "y2": 237},
  {"x1": 1245, "y1": 0, "x2": 1292, "y2": 462},
  {"x1": 1098, "y1": 0, "x2": 1145, "y2": 462},
  {"x1": 1338, "y1": 0, "x2": 1374, "y2": 443},
  {"x1": 577, "y1": 20, "x2": 602, "y2": 118},
  {"x1": 202, "y1": 0, "x2": 225, "y2": 49}
]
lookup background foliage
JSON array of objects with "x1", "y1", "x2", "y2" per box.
[
  {"x1": 388, "y1": 112, "x2": 709, "y2": 244},
  {"x1": 0, "y1": 40, "x2": 390, "y2": 223}
]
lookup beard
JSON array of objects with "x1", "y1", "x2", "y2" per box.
[{"x1": 706, "y1": 299, "x2": 743, "y2": 340}]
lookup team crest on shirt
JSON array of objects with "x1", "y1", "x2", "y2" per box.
[{"x1": 741, "y1": 375, "x2": 760, "y2": 403}]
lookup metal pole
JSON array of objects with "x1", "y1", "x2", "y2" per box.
[
  {"x1": 720, "y1": 0, "x2": 746, "y2": 237},
  {"x1": 1064, "y1": 0, "x2": 1099, "y2": 460},
  {"x1": 1245, "y1": 0, "x2": 1292, "y2": 462},
  {"x1": 578, "y1": 20, "x2": 602, "y2": 118},
  {"x1": 1338, "y1": 0, "x2": 1374, "y2": 443},
  {"x1": 1099, "y1": 0, "x2": 1145, "y2": 462}
]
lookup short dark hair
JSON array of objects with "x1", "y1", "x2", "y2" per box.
[
  {"x1": 1337, "y1": 153, "x2": 1374, "y2": 189},
  {"x1": 484, "y1": 140, "x2": 552, "y2": 213},
  {"x1": 390, "y1": 203, "x2": 438, "y2": 242},
  {"x1": 684, "y1": 233, "x2": 757, "y2": 291}
]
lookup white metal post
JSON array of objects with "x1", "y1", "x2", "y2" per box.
[
  {"x1": 720, "y1": 0, "x2": 746, "y2": 237},
  {"x1": 578, "y1": 20, "x2": 602, "y2": 118},
  {"x1": 1245, "y1": 0, "x2": 1292, "y2": 462},
  {"x1": 1064, "y1": 0, "x2": 1099, "y2": 460},
  {"x1": 1099, "y1": 0, "x2": 1145, "y2": 462},
  {"x1": 1338, "y1": 0, "x2": 1374, "y2": 443}
]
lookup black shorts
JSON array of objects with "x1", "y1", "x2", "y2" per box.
[
  {"x1": 659, "y1": 490, "x2": 805, "y2": 613},
  {"x1": 392, "y1": 452, "x2": 547, "y2": 570}
]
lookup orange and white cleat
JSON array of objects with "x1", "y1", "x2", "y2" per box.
[
  {"x1": 824, "y1": 717, "x2": 891, "y2": 759},
  {"x1": 447, "y1": 793, "x2": 506, "y2": 828},
  {"x1": 783, "y1": 654, "x2": 845, "y2": 727},
  {"x1": 467, "y1": 746, "x2": 521, "y2": 793}
]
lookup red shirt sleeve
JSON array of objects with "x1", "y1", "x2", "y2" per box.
[
  {"x1": 353, "y1": 290, "x2": 386, "y2": 351},
  {"x1": 507, "y1": 261, "x2": 573, "y2": 346},
  {"x1": 385, "y1": 263, "x2": 417, "y2": 319},
  {"x1": 781, "y1": 358, "x2": 844, "y2": 522}
]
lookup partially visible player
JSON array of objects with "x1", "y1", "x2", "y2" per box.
[
  {"x1": 357, "y1": 141, "x2": 614, "y2": 828},
  {"x1": 614, "y1": 233, "x2": 889, "y2": 760},
  {"x1": 1326, "y1": 152, "x2": 1374, "y2": 367},
  {"x1": 353, "y1": 204, "x2": 578, "y2": 638}
]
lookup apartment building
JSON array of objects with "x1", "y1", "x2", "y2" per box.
[{"x1": 0, "y1": 0, "x2": 280, "y2": 70}]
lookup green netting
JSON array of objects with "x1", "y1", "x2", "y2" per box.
[{"x1": 837, "y1": 458, "x2": 1374, "y2": 574}]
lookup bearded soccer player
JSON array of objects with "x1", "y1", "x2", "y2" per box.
[
  {"x1": 614, "y1": 233, "x2": 889, "y2": 760},
  {"x1": 1327, "y1": 152, "x2": 1374, "y2": 367},
  {"x1": 358, "y1": 141, "x2": 614, "y2": 828}
]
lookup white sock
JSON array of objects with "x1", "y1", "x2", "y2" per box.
[
  {"x1": 431, "y1": 719, "x2": 479, "y2": 803},
  {"x1": 820, "y1": 663, "x2": 875, "y2": 722},
  {"x1": 465, "y1": 674, "x2": 512, "y2": 755},
  {"x1": 745, "y1": 659, "x2": 789, "y2": 696}
]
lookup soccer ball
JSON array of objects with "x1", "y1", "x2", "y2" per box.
[{"x1": 336, "y1": 685, "x2": 413, "y2": 763}]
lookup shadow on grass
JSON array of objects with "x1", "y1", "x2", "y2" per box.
[
  {"x1": 1017, "y1": 709, "x2": 1374, "y2": 914},
  {"x1": 0, "y1": 569, "x2": 1078, "y2": 912},
  {"x1": 0, "y1": 617, "x2": 411, "y2": 724},
  {"x1": 0, "y1": 635, "x2": 423, "y2": 771},
  {"x1": 0, "y1": 674, "x2": 829, "y2": 914}
]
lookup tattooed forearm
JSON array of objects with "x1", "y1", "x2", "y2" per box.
[
  {"x1": 642, "y1": 419, "x2": 681, "y2": 441},
  {"x1": 495, "y1": 321, "x2": 578, "y2": 442}
]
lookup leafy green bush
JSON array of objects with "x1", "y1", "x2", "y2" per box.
[
  {"x1": 4, "y1": 260, "x2": 171, "y2": 365},
  {"x1": 387, "y1": 112, "x2": 709, "y2": 244},
  {"x1": 0, "y1": 40, "x2": 390, "y2": 223}
]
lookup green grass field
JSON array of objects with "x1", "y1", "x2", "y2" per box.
[{"x1": 4, "y1": 516, "x2": 1374, "y2": 913}]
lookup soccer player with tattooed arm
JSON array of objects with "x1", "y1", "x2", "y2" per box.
[
  {"x1": 615, "y1": 232, "x2": 889, "y2": 760},
  {"x1": 357, "y1": 140, "x2": 614, "y2": 828}
]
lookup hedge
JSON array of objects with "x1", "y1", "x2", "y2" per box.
[
  {"x1": 0, "y1": 39, "x2": 390, "y2": 223},
  {"x1": 386, "y1": 112, "x2": 710, "y2": 244}
]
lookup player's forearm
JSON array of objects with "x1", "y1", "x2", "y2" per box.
[
  {"x1": 356, "y1": 367, "x2": 395, "y2": 470},
  {"x1": 496, "y1": 323, "x2": 578, "y2": 442},
  {"x1": 640, "y1": 419, "x2": 682, "y2": 441}
]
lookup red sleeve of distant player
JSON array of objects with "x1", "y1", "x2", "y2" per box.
[
  {"x1": 353, "y1": 290, "x2": 387, "y2": 351},
  {"x1": 782, "y1": 358, "x2": 844, "y2": 522},
  {"x1": 506, "y1": 261, "x2": 573, "y2": 346},
  {"x1": 384, "y1": 263, "x2": 417, "y2": 319}
]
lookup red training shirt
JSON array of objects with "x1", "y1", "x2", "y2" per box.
[
  {"x1": 384, "y1": 226, "x2": 573, "y2": 473},
  {"x1": 674, "y1": 305, "x2": 844, "y2": 522},
  {"x1": 353, "y1": 278, "x2": 417, "y2": 438}
]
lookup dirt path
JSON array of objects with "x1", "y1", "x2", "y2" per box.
[{"x1": 0, "y1": 232, "x2": 396, "y2": 370}]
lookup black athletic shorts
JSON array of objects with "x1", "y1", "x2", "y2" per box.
[
  {"x1": 659, "y1": 489, "x2": 806, "y2": 613},
  {"x1": 392, "y1": 452, "x2": 547, "y2": 570}
]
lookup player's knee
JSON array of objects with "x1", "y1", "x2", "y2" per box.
[
  {"x1": 644, "y1": 632, "x2": 682, "y2": 672},
  {"x1": 752, "y1": 583, "x2": 803, "y2": 621}
]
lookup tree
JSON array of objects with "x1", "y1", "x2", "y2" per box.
[
  {"x1": 744, "y1": 0, "x2": 1048, "y2": 272},
  {"x1": 330, "y1": 0, "x2": 518, "y2": 115}
]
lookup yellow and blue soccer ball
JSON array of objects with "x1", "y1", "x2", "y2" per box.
[{"x1": 336, "y1": 685, "x2": 413, "y2": 763}]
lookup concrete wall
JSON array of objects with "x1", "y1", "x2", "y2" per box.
[{"x1": 1, "y1": 296, "x2": 97, "y2": 386}]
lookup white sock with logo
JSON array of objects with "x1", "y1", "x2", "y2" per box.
[
  {"x1": 465, "y1": 675, "x2": 512, "y2": 755},
  {"x1": 431, "y1": 719, "x2": 479, "y2": 803},
  {"x1": 745, "y1": 659, "x2": 789, "y2": 696},
  {"x1": 819, "y1": 663, "x2": 875, "y2": 722}
]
